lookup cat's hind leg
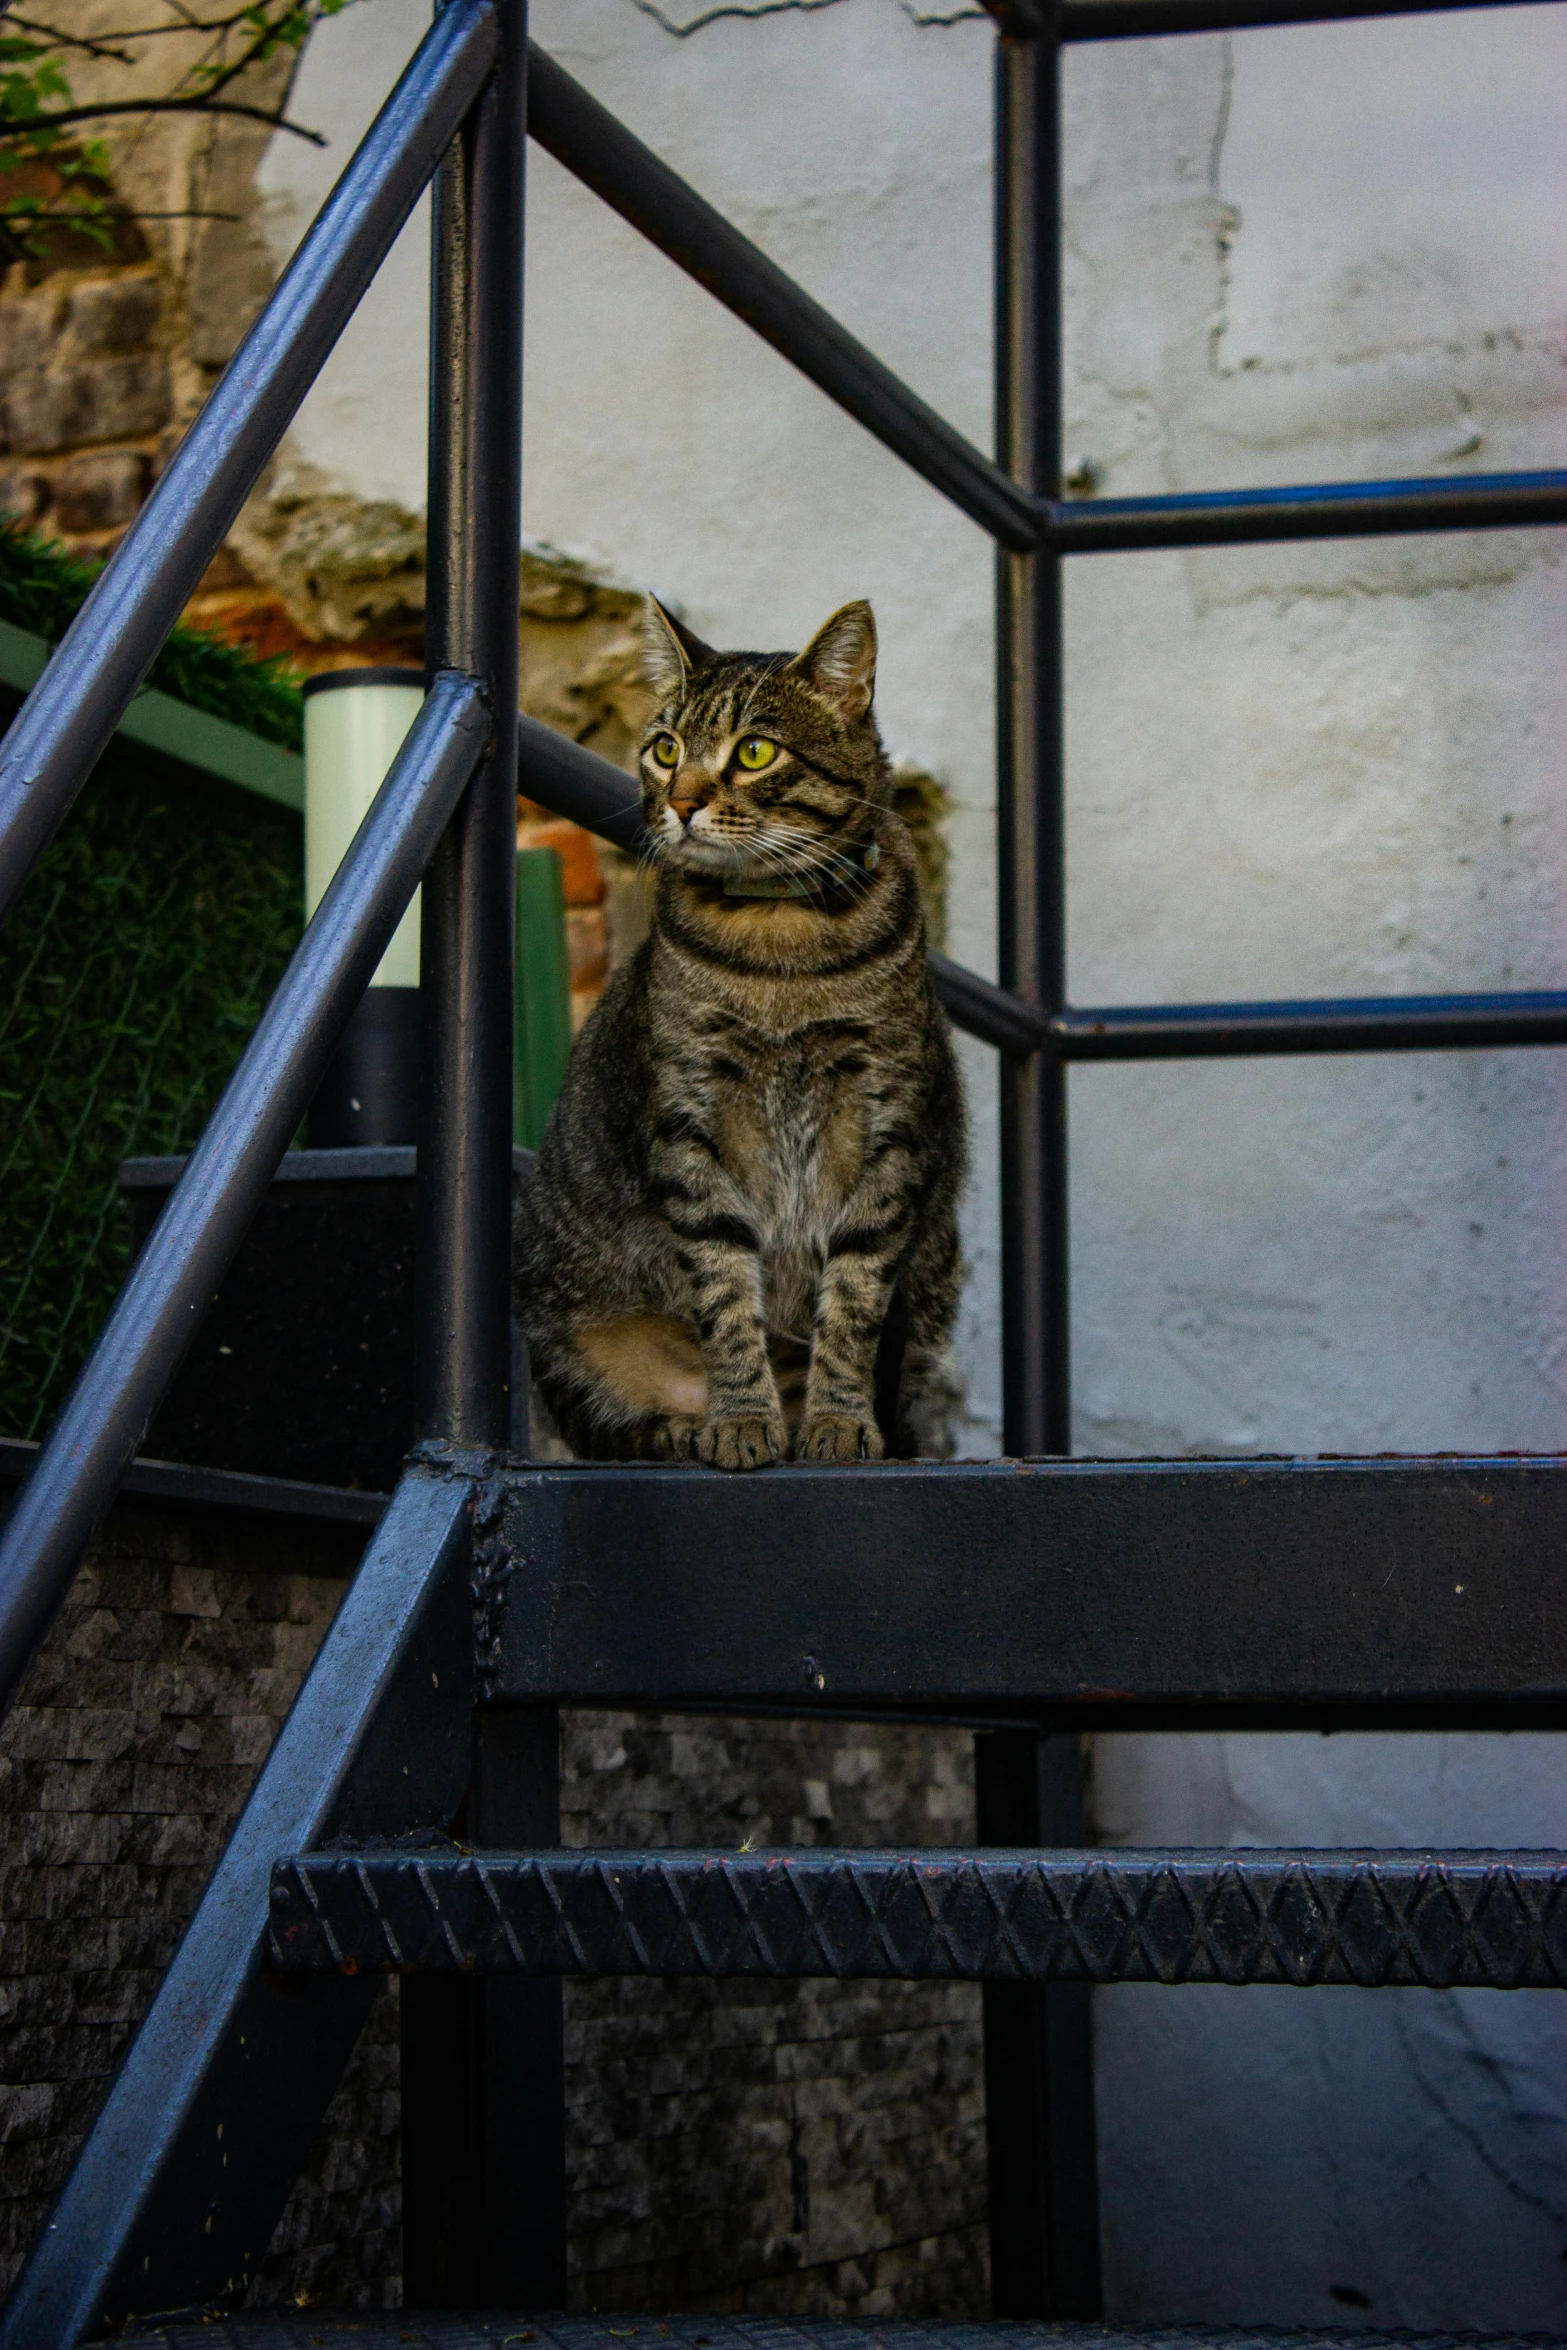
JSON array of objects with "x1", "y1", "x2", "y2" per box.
[{"x1": 532, "y1": 1314, "x2": 709, "y2": 1462}]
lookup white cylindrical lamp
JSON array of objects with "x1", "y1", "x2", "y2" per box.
[{"x1": 302, "y1": 667, "x2": 426, "y2": 1148}]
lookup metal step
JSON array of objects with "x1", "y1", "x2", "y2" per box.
[
  {"x1": 112, "y1": 2315, "x2": 1567, "y2": 2350},
  {"x1": 270, "y1": 1844, "x2": 1567, "y2": 1990},
  {"x1": 487, "y1": 1457, "x2": 1567, "y2": 1727}
]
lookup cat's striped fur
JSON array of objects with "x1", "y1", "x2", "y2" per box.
[{"x1": 514, "y1": 598, "x2": 966, "y2": 1468}]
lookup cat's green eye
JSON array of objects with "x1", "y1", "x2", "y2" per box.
[
  {"x1": 735, "y1": 736, "x2": 777, "y2": 772},
  {"x1": 649, "y1": 733, "x2": 680, "y2": 769}
]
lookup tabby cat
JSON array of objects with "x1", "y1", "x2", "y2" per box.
[{"x1": 513, "y1": 597, "x2": 966, "y2": 1468}]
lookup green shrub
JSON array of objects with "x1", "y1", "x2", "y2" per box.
[{"x1": 0, "y1": 521, "x2": 304, "y2": 750}]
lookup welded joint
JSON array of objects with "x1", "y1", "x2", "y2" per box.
[
  {"x1": 981, "y1": 0, "x2": 1058, "y2": 37},
  {"x1": 407, "y1": 1436, "x2": 504, "y2": 1486}
]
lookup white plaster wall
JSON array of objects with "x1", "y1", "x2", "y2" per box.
[{"x1": 258, "y1": 0, "x2": 1567, "y2": 2321}]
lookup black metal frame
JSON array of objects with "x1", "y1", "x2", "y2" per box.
[
  {"x1": 0, "y1": 0, "x2": 1562, "y2": 2333},
  {"x1": 0, "y1": 0, "x2": 1562, "y2": 1727}
]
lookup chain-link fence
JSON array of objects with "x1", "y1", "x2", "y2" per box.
[{"x1": 0, "y1": 527, "x2": 304, "y2": 1442}]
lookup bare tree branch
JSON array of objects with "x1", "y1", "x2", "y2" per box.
[
  {"x1": 8, "y1": 9, "x2": 277, "y2": 37},
  {"x1": 0, "y1": 0, "x2": 343, "y2": 261},
  {"x1": 2, "y1": 95, "x2": 327, "y2": 143},
  {"x1": 3, "y1": 18, "x2": 140, "y2": 62}
]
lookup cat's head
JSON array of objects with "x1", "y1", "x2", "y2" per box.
[{"x1": 637, "y1": 599, "x2": 891, "y2": 889}]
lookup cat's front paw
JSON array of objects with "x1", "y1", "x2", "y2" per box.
[
  {"x1": 642, "y1": 1412, "x2": 705, "y2": 1461},
  {"x1": 697, "y1": 1412, "x2": 787, "y2": 1471},
  {"x1": 796, "y1": 1413, "x2": 884, "y2": 1464}
]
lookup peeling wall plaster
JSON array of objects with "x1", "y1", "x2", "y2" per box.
[{"x1": 260, "y1": 0, "x2": 1567, "y2": 2321}]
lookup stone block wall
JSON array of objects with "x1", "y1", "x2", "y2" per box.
[
  {"x1": 561, "y1": 1713, "x2": 985, "y2": 2317},
  {"x1": 0, "y1": 264, "x2": 172, "y2": 556},
  {"x1": 0, "y1": 1494, "x2": 371, "y2": 2305},
  {"x1": 0, "y1": 1494, "x2": 987, "y2": 2316}
]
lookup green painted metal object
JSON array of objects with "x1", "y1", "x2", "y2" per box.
[
  {"x1": 0, "y1": 617, "x2": 304, "y2": 812},
  {"x1": 514, "y1": 844, "x2": 573, "y2": 1150}
]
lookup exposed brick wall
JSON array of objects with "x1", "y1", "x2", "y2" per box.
[{"x1": 0, "y1": 1499, "x2": 987, "y2": 2318}]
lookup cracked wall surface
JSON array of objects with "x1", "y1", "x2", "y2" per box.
[{"x1": 252, "y1": 0, "x2": 1566, "y2": 2326}]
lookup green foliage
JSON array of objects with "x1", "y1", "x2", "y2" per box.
[
  {"x1": 0, "y1": 750, "x2": 303, "y2": 1439},
  {"x1": 0, "y1": 521, "x2": 304, "y2": 750},
  {"x1": 0, "y1": 30, "x2": 116, "y2": 261},
  {"x1": 0, "y1": 1, "x2": 350, "y2": 263}
]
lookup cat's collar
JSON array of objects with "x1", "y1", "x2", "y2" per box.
[{"x1": 722, "y1": 840, "x2": 882, "y2": 902}]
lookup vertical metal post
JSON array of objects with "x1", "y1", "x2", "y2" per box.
[
  {"x1": 406, "y1": 0, "x2": 566, "y2": 2300},
  {"x1": 985, "y1": 14, "x2": 1100, "y2": 2320},
  {"x1": 416, "y1": 0, "x2": 526, "y2": 1447},
  {"x1": 995, "y1": 21, "x2": 1069, "y2": 1459},
  {"x1": 977, "y1": 1729, "x2": 1102, "y2": 2317},
  {"x1": 402, "y1": 1707, "x2": 567, "y2": 2304}
]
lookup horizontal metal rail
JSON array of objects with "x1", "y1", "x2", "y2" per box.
[
  {"x1": 1055, "y1": 0, "x2": 1561, "y2": 38},
  {"x1": 524, "y1": 47, "x2": 1041, "y2": 555},
  {"x1": 931, "y1": 954, "x2": 1051, "y2": 1054},
  {"x1": 519, "y1": 712, "x2": 649, "y2": 853},
  {"x1": 0, "y1": 678, "x2": 489, "y2": 1722},
  {"x1": 515, "y1": 718, "x2": 1567, "y2": 1064},
  {"x1": 0, "y1": 1435, "x2": 388, "y2": 1530},
  {"x1": 1045, "y1": 469, "x2": 1567, "y2": 553},
  {"x1": 0, "y1": 0, "x2": 498, "y2": 934},
  {"x1": 518, "y1": 715, "x2": 1046, "y2": 1050},
  {"x1": 271, "y1": 1844, "x2": 1567, "y2": 1991},
  {"x1": 1056, "y1": 990, "x2": 1567, "y2": 1060}
]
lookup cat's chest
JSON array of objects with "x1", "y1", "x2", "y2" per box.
[{"x1": 707, "y1": 1039, "x2": 872, "y2": 1232}]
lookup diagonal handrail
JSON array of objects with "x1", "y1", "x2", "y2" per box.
[
  {"x1": 526, "y1": 47, "x2": 1567, "y2": 565},
  {"x1": 0, "y1": 0, "x2": 498, "y2": 934},
  {"x1": 0, "y1": 677, "x2": 490, "y2": 1723},
  {"x1": 525, "y1": 47, "x2": 1042, "y2": 555}
]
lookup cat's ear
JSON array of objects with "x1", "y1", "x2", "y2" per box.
[
  {"x1": 789, "y1": 600, "x2": 877, "y2": 723},
  {"x1": 642, "y1": 596, "x2": 712, "y2": 704}
]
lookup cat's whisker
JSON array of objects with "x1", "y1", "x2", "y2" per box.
[
  {"x1": 750, "y1": 832, "x2": 846, "y2": 890},
  {"x1": 798, "y1": 785, "x2": 897, "y2": 823},
  {"x1": 760, "y1": 824, "x2": 864, "y2": 884}
]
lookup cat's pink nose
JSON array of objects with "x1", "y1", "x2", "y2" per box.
[{"x1": 670, "y1": 794, "x2": 698, "y2": 825}]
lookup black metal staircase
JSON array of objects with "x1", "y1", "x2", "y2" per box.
[{"x1": 0, "y1": 0, "x2": 1562, "y2": 2334}]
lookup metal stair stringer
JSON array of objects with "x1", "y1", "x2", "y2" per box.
[{"x1": 0, "y1": 1451, "x2": 486, "y2": 2350}]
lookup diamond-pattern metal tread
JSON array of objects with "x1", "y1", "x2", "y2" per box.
[
  {"x1": 268, "y1": 1845, "x2": 1567, "y2": 1989},
  {"x1": 113, "y1": 2320, "x2": 1567, "y2": 2350}
]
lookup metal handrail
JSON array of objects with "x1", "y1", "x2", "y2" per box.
[
  {"x1": 1047, "y1": 469, "x2": 1567, "y2": 552},
  {"x1": 0, "y1": 678, "x2": 490, "y2": 1718},
  {"x1": 1055, "y1": 994, "x2": 1567, "y2": 1059},
  {"x1": 0, "y1": 0, "x2": 1557, "y2": 1696},
  {"x1": 525, "y1": 49, "x2": 1040, "y2": 555},
  {"x1": 526, "y1": 47, "x2": 1567, "y2": 566},
  {"x1": 0, "y1": 0, "x2": 498, "y2": 934}
]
